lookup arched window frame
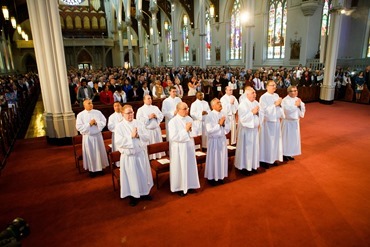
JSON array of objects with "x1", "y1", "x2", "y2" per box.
[
  {"x1": 182, "y1": 15, "x2": 190, "y2": 61},
  {"x1": 267, "y1": 0, "x2": 287, "y2": 59},
  {"x1": 230, "y1": 0, "x2": 242, "y2": 60},
  {"x1": 206, "y1": 11, "x2": 211, "y2": 60}
]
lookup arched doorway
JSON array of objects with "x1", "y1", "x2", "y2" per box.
[
  {"x1": 77, "y1": 49, "x2": 92, "y2": 70},
  {"x1": 24, "y1": 54, "x2": 38, "y2": 72}
]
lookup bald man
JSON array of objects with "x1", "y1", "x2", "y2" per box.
[
  {"x1": 220, "y1": 86, "x2": 239, "y2": 144},
  {"x1": 168, "y1": 102, "x2": 200, "y2": 196},
  {"x1": 76, "y1": 99, "x2": 109, "y2": 177}
]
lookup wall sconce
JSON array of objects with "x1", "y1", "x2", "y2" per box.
[
  {"x1": 11, "y1": 17, "x2": 16, "y2": 29},
  {"x1": 210, "y1": 4, "x2": 215, "y2": 18},
  {"x1": 130, "y1": 34, "x2": 133, "y2": 40},
  {"x1": 25, "y1": 34, "x2": 28, "y2": 41},
  {"x1": 2, "y1": 6, "x2": 9, "y2": 20},
  {"x1": 164, "y1": 21, "x2": 168, "y2": 31},
  {"x1": 17, "y1": 25, "x2": 22, "y2": 34},
  {"x1": 150, "y1": 27, "x2": 153, "y2": 35},
  {"x1": 183, "y1": 15, "x2": 188, "y2": 26}
]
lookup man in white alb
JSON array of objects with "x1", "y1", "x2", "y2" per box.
[
  {"x1": 115, "y1": 105, "x2": 153, "y2": 206},
  {"x1": 107, "y1": 101, "x2": 123, "y2": 166},
  {"x1": 162, "y1": 86, "x2": 182, "y2": 140},
  {"x1": 259, "y1": 80, "x2": 284, "y2": 168},
  {"x1": 204, "y1": 98, "x2": 230, "y2": 185},
  {"x1": 281, "y1": 85, "x2": 306, "y2": 161},
  {"x1": 76, "y1": 99, "x2": 109, "y2": 177},
  {"x1": 168, "y1": 102, "x2": 200, "y2": 197},
  {"x1": 136, "y1": 95, "x2": 165, "y2": 159},
  {"x1": 220, "y1": 86, "x2": 239, "y2": 145},
  {"x1": 234, "y1": 87, "x2": 260, "y2": 176},
  {"x1": 190, "y1": 91, "x2": 211, "y2": 149}
]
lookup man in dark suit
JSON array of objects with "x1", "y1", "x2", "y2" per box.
[{"x1": 77, "y1": 78, "x2": 94, "y2": 107}]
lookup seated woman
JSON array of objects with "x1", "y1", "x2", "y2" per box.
[
  {"x1": 113, "y1": 85, "x2": 127, "y2": 104},
  {"x1": 100, "y1": 85, "x2": 114, "y2": 105}
]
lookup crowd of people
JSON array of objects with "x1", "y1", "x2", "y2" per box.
[
  {"x1": 68, "y1": 65, "x2": 340, "y2": 107},
  {"x1": 0, "y1": 74, "x2": 37, "y2": 113},
  {"x1": 76, "y1": 78, "x2": 307, "y2": 207}
]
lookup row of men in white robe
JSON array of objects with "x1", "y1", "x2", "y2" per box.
[{"x1": 76, "y1": 82, "x2": 305, "y2": 204}]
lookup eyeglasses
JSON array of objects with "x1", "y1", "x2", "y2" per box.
[
  {"x1": 267, "y1": 84, "x2": 276, "y2": 87},
  {"x1": 123, "y1": 111, "x2": 134, "y2": 115},
  {"x1": 180, "y1": 107, "x2": 189, "y2": 110},
  {"x1": 289, "y1": 90, "x2": 298, "y2": 92}
]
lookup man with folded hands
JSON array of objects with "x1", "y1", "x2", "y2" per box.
[
  {"x1": 204, "y1": 98, "x2": 230, "y2": 185},
  {"x1": 115, "y1": 105, "x2": 153, "y2": 207},
  {"x1": 168, "y1": 102, "x2": 200, "y2": 197}
]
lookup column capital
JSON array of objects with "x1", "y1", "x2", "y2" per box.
[{"x1": 125, "y1": 18, "x2": 132, "y2": 26}]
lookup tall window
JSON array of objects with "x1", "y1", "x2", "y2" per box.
[
  {"x1": 166, "y1": 26, "x2": 173, "y2": 62},
  {"x1": 206, "y1": 11, "x2": 211, "y2": 60},
  {"x1": 183, "y1": 15, "x2": 190, "y2": 61},
  {"x1": 230, "y1": 0, "x2": 242, "y2": 60},
  {"x1": 267, "y1": 0, "x2": 287, "y2": 59},
  {"x1": 367, "y1": 36, "x2": 370, "y2": 57},
  {"x1": 321, "y1": 0, "x2": 331, "y2": 36}
]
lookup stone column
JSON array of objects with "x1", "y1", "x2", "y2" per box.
[
  {"x1": 126, "y1": 19, "x2": 134, "y2": 67},
  {"x1": 136, "y1": 12, "x2": 145, "y2": 66},
  {"x1": 150, "y1": 1, "x2": 159, "y2": 67},
  {"x1": 244, "y1": 0, "x2": 254, "y2": 70},
  {"x1": 199, "y1": 0, "x2": 206, "y2": 69},
  {"x1": 171, "y1": 1, "x2": 180, "y2": 67},
  {"x1": 26, "y1": 0, "x2": 77, "y2": 142},
  {"x1": 320, "y1": 9, "x2": 343, "y2": 104}
]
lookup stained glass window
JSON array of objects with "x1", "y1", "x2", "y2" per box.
[
  {"x1": 206, "y1": 12, "x2": 211, "y2": 60},
  {"x1": 230, "y1": 0, "x2": 242, "y2": 60},
  {"x1": 267, "y1": 0, "x2": 287, "y2": 59},
  {"x1": 166, "y1": 26, "x2": 173, "y2": 62},
  {"x1": 367, "y1": 36, "x2": 370, "y2": 57},
  {"x1": 321, "y1": 0, "x2": 331, "y2": 36},
  {"x1": 183, "y1": 17, "x2": 190, "y2": 61}
]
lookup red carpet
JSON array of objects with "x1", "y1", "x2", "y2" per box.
[{"x1": 1, "y1": 101, "x2": 370, "y2": 247}]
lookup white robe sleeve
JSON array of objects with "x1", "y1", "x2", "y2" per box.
[
  {"x1": 238, "y1": 102, "x2": 255, "y2": 128},
  {"x1": 169, "y1": 117, "x2": 191, "y2": 142}
]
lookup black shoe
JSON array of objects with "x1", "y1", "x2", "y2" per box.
[
  {"x1": 177, "y1": 191, "x2": 186, "y2": 197},
  {"x1": 260, "y1": 162, "x2": 270, "y2": 169},
  {"x1": 240, "y1": 169, "x2": 252, "y2": 176},
  {"x1": 188, "y1": 189, "x2": 197, "y2": 194},
  {"x1": 217, "y1": 179, "x2": 225, "y2": 185},
  {"x1": 89, "y1": 172, "x2": 97, "y2": 178},
  {"x1": 288, "y1": 156, "x2": 295, "y2": 161},
  {"x1": 271, "y1": 162, "x2": 279, "y2": 166},
  {"x1": 208, "y1": 179, "x2": 217, "y2": 186},
  {"x1": 252, "y1": 169, "x2": 258, "y2": 174},
  {"x1": 283, "y1": 156, "x2": 290, "y2": 161},
  {"x1": 141, "y1": 195, "x2": 153, "y2": 201},
  {"x1": 98, "y1": 170, "x2": 105, "y2": 176},
  {"x1": 129, "y1": 197, "x2": 139, "y2": 207}
]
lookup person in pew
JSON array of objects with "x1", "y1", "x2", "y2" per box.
[
  {"x1": 281, "y1": 86, "x2": 306, "y2": 161},
  {"x1": 220, "y1": 86, "x2": 239, "y2": 145},
  {"x1": 190, "y1": 91, "x2": 211, "y2": 149},
  {"x1": 76, "y1": 78, "x2": 94, "y2": 107},
  {"x1": 76, "y1": 99, "x2": 109, "y2": 177},
  {"x1": 168, "y1": 102, "x2": 200, "y2": 197},
  {"x1": 234, "y1": 87, "x2": 260, "y2": 176},
  {"x1": 114, "y1": 104, "x2": 154, "y2": 207},
  {"x1": 136, "y1": 95, "x2": 165, "y2": 160},
  {"x1": 204, "y1": 98, "x2": 230, "y2": 185},
  {"x1": 259, "y1": 80, "x2": 284, "y2": 169},
  {"x1": 161, "y1": 86, "x2": 182, "y2": 141},
  {"x1": 107, "y1": 101, "x2": 123, "y2": 166}
]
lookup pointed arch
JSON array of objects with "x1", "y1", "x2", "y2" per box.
[
  {"x1": 75, "y1": 16, "x2": 82, "y2": 29},
  {"x1": 66, "y1": 16, "x2": 73, "y2": 29},
  {"x1": 230, "y1": 0, "x2": 242, "y2": 60},
  {"x1": 83, "y1": 16, "x2": 90, "y2": 29},
  {"x1": 267, "y1": 0, "x2": 287, "y2": 59}
]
